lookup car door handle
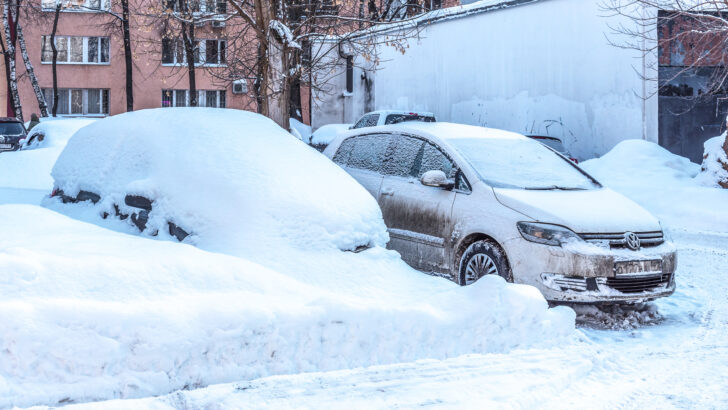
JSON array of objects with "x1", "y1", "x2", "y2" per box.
[{"x1": 381, "y1": 187, "x2": 394, "y2": 196}]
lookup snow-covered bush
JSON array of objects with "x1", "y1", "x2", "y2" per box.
[
  {"x1": 695, "y1": 133, "x2": 728, "y2": 188},
  {"x1": 46, "y1": 108, "x2": 388, "y2": 254}
]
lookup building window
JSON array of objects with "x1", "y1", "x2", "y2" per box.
[
  {"x1": 42, "y1": 88, "x2": 109, "y2": 115},
  {"x1": 164, "y1": 0, "x2": 226, "y2": 13},
  {"x1": 162, "y1": 39, "x2": 226, "y2": 65},
  {"x1": 162, "y1": 89, "x2": 226, "y2": 108},
  {"x1": 41, "y1": 0, "x2": 111, "y2": 12},
  {"x1": 41, "y1": 36, "x2": 109, "y2": 64}
]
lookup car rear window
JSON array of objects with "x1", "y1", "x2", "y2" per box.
[
  {"x1": 531, "y1": 137, "x2": 566, "y2": 154},
  {"x1": 384, "y1": 114, "x2": 435, "y2": 125},
  {"x1": 0, "y1": 122, "x2": 24, "y2": 135},
  {"x1": 353, "y1": 114, "x2": 380, "y2": 129}
]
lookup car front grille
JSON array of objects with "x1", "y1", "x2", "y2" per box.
[
  {"x1": 579, "y1": 231, "x2": 664, "y2": 248},
  {"x1": 606, "y1": 273, "x2": 672, "y2": 293}
]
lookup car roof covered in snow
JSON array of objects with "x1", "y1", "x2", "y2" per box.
[{"x1": 332, "y1": 121, "x2": 526, "y2": 148}]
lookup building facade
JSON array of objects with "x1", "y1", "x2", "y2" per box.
[{"x1": 0, "y1": 0, "x2": 267, "y2": 119}]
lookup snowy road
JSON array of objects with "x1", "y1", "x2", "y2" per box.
[{"x1": 64, "y1": 230, "x2": 728, "y2": 409}]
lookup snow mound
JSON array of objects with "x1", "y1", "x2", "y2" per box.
[
  {"x1": 310, "y1": 123, "x2": 352, "y2": 146},
  {"x1": 0, "y1": 204, "x2": 574, "y2": 408},
  {"x1": 582, "y1": 139, "x2": 699, "y2": 184},
  {"x1": 22, "y1": 118, "x2": 96, "y2": 150},
  {"x1": 47, "y1": 108, "x2": 387, "y2": 253},
  {"x1": 695, "y1": 134, "x2": 728, "y2": 188},
  {"x1": 289, "y1": 117, "x2": 311, "y2": 142},
  {"x1": 581, "y1": 139, "x2": 728, "y2": 232},
  {"x1": 0, "y1": 118, "x2": 94, "y2": 193}
]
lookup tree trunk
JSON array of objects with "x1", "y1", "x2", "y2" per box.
[
  {"x1": 16, "y1": 23, "x2": 48, "y2": 117},
  {"x1": 0, "y1": 31, "x2": 12, "y2": 117},
  {"x1": 178, "y1": 0, "x2": 197, "y2": 106},
  {"x1": 3, "y1": 2, "x2": 22, "y2": 122},
  {"x1": 50, "y1": 3, "x2": 61, "y2": 117},
  {"x1": 121, "y1": 0, "x2": 134, "y2": 111},
  {"x1": 252, "y1": 0, "x2": 290, "y2": 129}
]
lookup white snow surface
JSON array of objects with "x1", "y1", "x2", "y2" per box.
[
  {"x1": 581, "y1": 139, "x2": 728, "y2": 233},
  {"x1": 44, "y1": 128, "x2": 728, "y2": 410},
  {"x1": 310, "y1": 123, "x2": 351, "y2": 145},
  {"x1": 0, "y1": 118, "x2": 93, "y2": 192},
  {"x1": 48, "y1": 108, "x2": 386, "y2": 254},
  {"x1": 1, "y1": 109, "x2": 574, "y2": 408},
  {"x1": 288, "y1": 117, "x2": 311, "y2": 142}
]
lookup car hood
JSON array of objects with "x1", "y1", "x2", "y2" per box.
[{"x1": 493, "y1": 187, "x2": 661, "y2": 233}]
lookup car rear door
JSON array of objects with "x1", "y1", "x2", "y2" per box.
[
  {"x1": 378, "y1": 134, "x2": 458, "y2": 274},
  {"x1": 331, "y1": 133, "x2": 390, "y2": 199}
]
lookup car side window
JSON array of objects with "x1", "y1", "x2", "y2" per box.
[
  {"x1": 333, "y1": 137, "x2": 357, "y2": 166},
  {"x1": 383, "y1": 134, "x2": 424, "y2": 178},
  {"x1": 344, "y1": 134, "x2": 390, "y2": 172},
  {"x1": 415, "y1": 142, "x2": 456, "y2": 179}
]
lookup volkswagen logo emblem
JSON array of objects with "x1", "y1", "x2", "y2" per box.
[{"x1": 624, "y1": 232, "x2": 641, "y2": 250}]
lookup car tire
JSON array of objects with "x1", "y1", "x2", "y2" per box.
[{"x1": 458, "y1": 239, "x2": 512, "y2": 285}]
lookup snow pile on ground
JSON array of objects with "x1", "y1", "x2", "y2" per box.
[
  {"x1": 0, "y1": 204, "x2": 574, "y2": 408},
  {"x1": 581, "y1": 139, "x2": 728, "y2": 233},
  {"x1": 310, "y1": 123, "x2": 352, "y2": 146},
  {"x1": 288, "y1": 117, "x2": 311, "y2": 142},
  {"x1": 0, "y1": 119, "x2": 93, "y2": 193},
  {"x1": 695, "y1": 133, "x2": 728, "y2": 188},
  {"x1": 47, "y1": 109, "x2": 386, "y2": 254},
  {"x1": 22, "y1": 118, "x2": 96, "y2": 150}
]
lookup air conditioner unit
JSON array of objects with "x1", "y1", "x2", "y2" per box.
[
  {"x1": 212, "y1": 20, "x2": 225, "y2": 28},
  {"x1": 232, "y1": 79, "x2": 248, "y2": 94}
]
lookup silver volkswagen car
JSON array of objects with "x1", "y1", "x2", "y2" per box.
[{"x1": 324, "y1": 122, "x2": 676, "y2": 303}]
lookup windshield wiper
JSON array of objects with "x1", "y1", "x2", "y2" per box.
[{"x1": 524, "y1": 186, "x2": 586, "y2": 191}]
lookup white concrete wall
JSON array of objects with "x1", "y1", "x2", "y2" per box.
[{"x1": 313, "y1": 0, "x2": 658, "y2": 160}]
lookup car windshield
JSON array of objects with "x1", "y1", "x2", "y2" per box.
[
  {"x1": 0, "y1": 122, "x2": 24, "y2": 135},
  {"x1": 448, "y1": 137, "x2": 599, "y2": 190}
]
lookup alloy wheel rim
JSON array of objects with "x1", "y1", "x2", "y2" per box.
[{"x1": 465, "y1": 253, "x2": 498, "y2": 284}]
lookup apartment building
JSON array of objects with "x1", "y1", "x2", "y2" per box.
[{"x1": 0, "y1": 0, "x2": 259, "y2": 119}]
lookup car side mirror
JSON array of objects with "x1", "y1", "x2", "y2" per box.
[{"x1": 421, "y1": 170, "x2": 454, "y2": 189}]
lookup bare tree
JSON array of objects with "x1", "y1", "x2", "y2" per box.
[
  {"x1": 50, "y1": 2, "x2": 61, "y2": 117},
  {"x1": 2, "y1": 0, "x2": 21, "y2": 121},
  {"x1": 223, "y1": 0, "x2": 424, "y2": 128},
  {"x1": 16, "y1": 21, "x2": 49, "y2": 117}
]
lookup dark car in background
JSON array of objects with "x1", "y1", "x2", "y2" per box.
[
  {"x1": 525, "y1": 135, "x2": 578, "y2": 163},
  {"x1": 0, "y1": 117, "x2": 27, "y2": 153}
]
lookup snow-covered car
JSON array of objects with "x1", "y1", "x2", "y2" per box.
[
  {"x1": 0, "y1": 117, "x2": 27, "y2": 153},
  {"x1": 46, "y1": 108, "x2": 388, "y2": 255},
  {"x1": 526, "y1": 134, "x2": 578, "y2": 163},
  {"x1": 324, "y1": 122, "x2": 677, "y2": 304},
  {"x1": 351, "y1": 110, "x2": 436, "y2": 129},
  {"x1": 307, "y1": 123, "x2": 352, "y2": 151}
]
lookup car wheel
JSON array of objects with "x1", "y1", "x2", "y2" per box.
[{"x1": 458, "y1": 240, "x2": 512, "y2": 285}]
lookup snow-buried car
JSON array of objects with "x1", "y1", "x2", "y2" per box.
[{"x1": 45, "y1": 108, "x2": 389, "y2": 254}]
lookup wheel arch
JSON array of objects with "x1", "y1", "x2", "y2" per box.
[{"x1": 453, "y1": 232, "x2": 512, "y2": 283}]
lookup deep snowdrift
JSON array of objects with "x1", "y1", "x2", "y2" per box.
[
  {"x1": 0, "y1": 205, "x2": 573, "y2": 408},
  {"x1": 47, "y1": 108, "x2": 387, "y2": 254},
  {"x1": 581, "y1": 139, "x2": 728, "y2": 233},
  {"x1": 3, "y1": 109, "x2": 574, "y2": 408},
  {"x1": 0, "y1": 118, "x2": 93, "y2": 195}
]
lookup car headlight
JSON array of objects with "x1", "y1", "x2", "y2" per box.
[{"x1": 517, "y1": 222, "x2": 582, "y2": 247}]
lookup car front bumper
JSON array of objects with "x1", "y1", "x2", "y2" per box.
[{"x1": 504, "y1": 237, "x2": 677, "y2": 303}]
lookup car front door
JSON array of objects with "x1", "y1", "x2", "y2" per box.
[{"x1": 378, "y1": 134, "x2": 458, "y2": 274}]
